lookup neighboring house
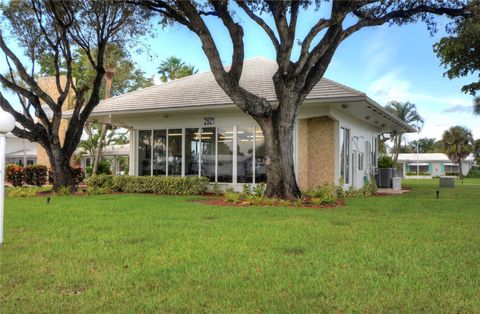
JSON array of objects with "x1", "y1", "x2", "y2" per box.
[
  {"x1": 5, "y1": 133, "x2": 37, "y2": 166},
  {"x1": 77, "y1": 144, "x2": 130, "y2": 175},
  {"x1": 65, "y1": 57, "x2": 415, "y2": 190},
  {"x1": 397, "y1": 153, "x2": 474, "y2": 178}
]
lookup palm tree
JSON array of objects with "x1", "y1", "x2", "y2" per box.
[
  {"x1": 442, "y1": 126, "x2": 473, "y2": 179},
  {"x1": 385, "y1": 101, "x2": 425, "y2": 165},
  {"x1": 158, "y1": 56, "x2": 198, "y2": 82},
  {"x1": 474, "y1": 96, "x2": 480, "y2": 116}
]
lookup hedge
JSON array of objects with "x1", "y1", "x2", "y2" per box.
[
  {"x1": 87, "y1": 175, "x2": 209, "y2": 195},
  {"x1": 24, "y1": 165, "x2": 48, "y2": 186},
  {"x1": 6, "y1": 164, "x2": 24, "y2": 187}
]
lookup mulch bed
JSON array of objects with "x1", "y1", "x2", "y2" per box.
[{"x1": 193, "y1": 197, "x2": 345, "y2": 209}]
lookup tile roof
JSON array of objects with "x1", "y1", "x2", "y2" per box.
[{"x1": 86, "y1": 57, "x2": 365, "y2": 115}]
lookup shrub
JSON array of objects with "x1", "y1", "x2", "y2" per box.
[
  {"x1": 224, "y1": 192, "x2": 241, "y2": 204},
  {"x1": 85, "y1": 160, "x2": 112, "y2": 176},
  {"x1": 466, "y1": 166, "x2": 480, "y2": 178},
  {"x1": 378, "y1": 155, "x2": 394, "y2": 168},
  {"x1": 305, "y1": 183, "x2": 338, "y2": 205},
  {"x1": 252, "y1": 183, "x2": 266, "y2": 198},
  {"x1": 86, "y1": 175, "x2": 209, "y2": 195},
  {"x1": 406, "y1": 171, "x2": 431, "y2": 176},
  {"x1": 212, "y1": 182, "x2": 221, "y2": 196},
  {"x1": 242, "y1": 184, "x2": 251, "y2": 195},
  {"x1": 48, "y1": 167, "x2": 85, "y2": 186},
  {"x1": 71, "y1": 167, "x2": 85, "y2": 185},
  {"x1": 23, "y1": 165, "x2": 48, "y2": 186},
  {"x1": 6, "y1": 164, "x2": 24, "y2": 187}
]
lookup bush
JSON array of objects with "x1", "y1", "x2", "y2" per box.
[
  {"x1": 48, "y1": 167, "x2": 85, "y2": 186},
  {"x1": 406, "y1": 171, "x2": 431, "y2": 176},
  {"x1": 224, "y1": 192, "x2": 241, "y2": 204},
  {"x1": 86, "y1": 160, "x2": 112, "y2": 176},
  {"x1": 378, "y1": 155, "x2": 394, "y2": 168},
  {"x1": 6, "y1": 164, "x2": 24, "y2": 187},
  {"x1": 23, "y1": 165, "x2": 48, "y2": 186},
  {"x1": 252, "y1": 183, "x2": 266, "y2": 198},
  {"x1": 305, "y1": 183, "x2": 338, "y2": 205},
  {"x1": 87, "y1": 175, "x2": 209, "y2": 195},
  {"x1": 466, "y1": 166, "x2": 480, "y2": 178},
  {"x1": 212, "y1": 182, "x2": 221, "y2": 196}
]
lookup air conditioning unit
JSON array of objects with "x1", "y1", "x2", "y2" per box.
[{"x1": 376, "y1": 168, "x2": 396, "y2": 188}]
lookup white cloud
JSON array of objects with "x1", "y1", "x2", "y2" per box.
[
  {"x1": 366, "y1": 70, "x2": 480, "y2": 140},
  {"x1": 362, "y1": 31, "x2": 398, "y2": 81}
]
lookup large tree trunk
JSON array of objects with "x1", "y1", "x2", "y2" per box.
[
  {"x1": 257, "y1": 111, "x2": 301, "y2": 200},
  {"x1": 47, "y1": 144, "x2": 74, "y2": 191}
]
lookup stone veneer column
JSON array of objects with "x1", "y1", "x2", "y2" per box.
[
  {"x1": 297, "y1": 116, "x2": 336, "y2": 191},
  {"x1": 35, "y1": 76, "x2": 76, "y2": 168}
]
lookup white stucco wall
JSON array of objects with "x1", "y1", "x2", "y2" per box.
[{"x1": 110, "y1": 102, "x2": 383, "y2": 189}]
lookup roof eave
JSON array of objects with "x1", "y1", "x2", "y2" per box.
[{"x1": 363, "y1": 97, "x2": 417, "y2": 133}]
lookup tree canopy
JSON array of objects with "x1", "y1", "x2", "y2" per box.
[
  {"x1": 442, "y1": 125, "x2": 473, "y2": 179},
  {"x1": 0, "y1": 0, "x2": 152, "y2": 189},
  {"x1": 158, "y1": 56, "x2": 198, "y2": 82},
  {"x1": 385, "y1": 101, "x2": 424, "y2": 164},
  {"x1": 137, "y1": 0, "x2": 475, "y2": 199},
  {"x1": 434, "y1": 9, "x2": 480, "y2": 96}
]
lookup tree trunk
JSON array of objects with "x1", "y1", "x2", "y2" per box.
[
  {"x1": 459, "y1": 159, "x2": 464, "y2": 179},
  {"x1": 48, "y1": 144, "x2": 74, "y2": 191},
  {"x1": 92, "y1": 69, "x2": 115, "y2": 175},
  {"x1": 392, "y1": 134, "x2": 402, "y2": 166},
  {"x1": 257, "y1": 112, "x2": 301, "y2": 200},
  {"x1": 92, "y1": 124, "x2": 108, "y2": 175}
]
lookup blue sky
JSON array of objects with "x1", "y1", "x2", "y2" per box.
[{"x1": 1, "y1": 6, "x2": 478, "y2": 141}]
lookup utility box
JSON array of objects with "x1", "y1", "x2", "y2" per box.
[
  {"x1": 439, "y1": 176, "x2": 456, "y2": 188},
  {"x1": 392, "y1": 177, "x2": 402, "y2": 191}
]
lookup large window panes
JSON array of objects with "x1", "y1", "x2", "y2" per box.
[
  {"x1": 200, "y1": 127, "x2": 216, "y2": 181},
  {"x1": 138, "y1": 130, "x2": 152, "y2": 176},
  {"x1": 217, "y1": 127, "x2": 234, "y2": 183},
  {"x1": 153, "y1": 130, "x2": 167, "y2": 175},
  {"x1": 185, "y1": 128, "x2": 201, "y2": 176},
  {"x1": 340, "y1": 127, "x2": 350, "y2": 184},
  {"x1": 255, "y1": 127, "x2": 267, "y2": 183},
  {"x1": 168, "y1": 129, "x2": 182, "y2": 176},
  {"x1": 237, "y1": 126, "x2": 254, "y2": 183}
]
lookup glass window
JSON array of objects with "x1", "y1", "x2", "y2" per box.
[
  {"x1": 138, "y1": 130, "x2": 152, "y2": 176},
  {"x1": 340, "y1": 127, "x2": 350, "y2": 184},
  {"x1": 153, "y1": 130, "x2": 167, "y2": 176},
  {"x1": 217, "y1": 127, "x2": 234, "y2": 183},
  {"x1": 185, "y1": 128, "x2": 201, "y2": 176},
  {"x1": 237, "y1": 126, "x2": 254, "y2": 183},
  {"x1": 200, "y1": 127, "x2": 216, "y2": 182},
  {"x1": 168, "y1": 129, "x2": 182, "y2": 176},
  {"x1": 255, "y1": 127, "x2": 267, "y2": 183}
]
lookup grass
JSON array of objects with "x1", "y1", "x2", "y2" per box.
[{"x1": 1, "y1": 179, "x2": 479, "y2": 312}]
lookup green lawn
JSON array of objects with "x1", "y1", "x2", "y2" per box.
[{"x1": 1, "y1": 179, "x2": 479, "y2": 312}]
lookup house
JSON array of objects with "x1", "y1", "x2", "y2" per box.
[
  {"x1": 77, "y1": 143, "x2": 130, "y2": 175},
  {"x1": 397, "y1": 153, "x2": 474, "y2": 178},
  {"x1": 5, "y1": 133, "x2": 37, "y2": 166},
  {"x1": 65, "y1": 57, "x2": 415, "y2": 190}
]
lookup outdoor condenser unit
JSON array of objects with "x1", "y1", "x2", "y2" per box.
[{"x1": 377, "y1": 168, "x2": 396, "y2": 188}]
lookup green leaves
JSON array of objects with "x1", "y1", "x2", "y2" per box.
[{"x1": 87, "y1": 175, "x2": 209, "y2": 196}]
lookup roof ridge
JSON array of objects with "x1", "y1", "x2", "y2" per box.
[{"x1": 322, "y1": 78, "x2": 366, "y2": 96}]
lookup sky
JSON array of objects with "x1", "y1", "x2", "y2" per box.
[{"x1": 1, "y1": 5, "x2": 478, "y2": 142}]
